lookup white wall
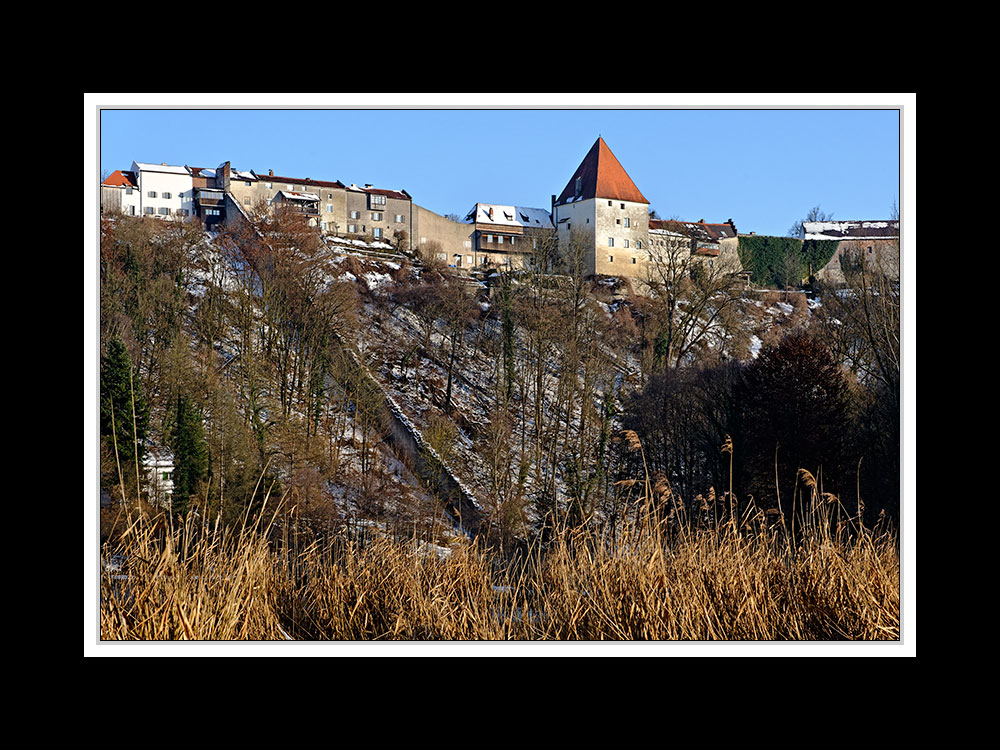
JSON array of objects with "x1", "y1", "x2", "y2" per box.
[{"x1": 133, "y1": 162, "x2": 195, "y2": 220}]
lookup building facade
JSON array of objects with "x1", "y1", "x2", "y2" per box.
[
  {"x1": 131, "y1": 162, "x2": 196, "y2": 220},
  {"x1": 803, "y1": 220, "x2": 900, "y2": 284},
  {"x1": 460, "y1": 203, "x2": 554, "y2": 270},
  {"x1": 101, "y1": 139, "x2": 745, "y2": 283}
]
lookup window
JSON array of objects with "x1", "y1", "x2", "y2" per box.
[
  {"x1": 144, "y1": 207, "x2": 155, "y2": 215},
  {"x1": 163, "y1": 192, "x2": 172, "y2": 199},
  {"x1": 631, "y1": 257, "x2": 637, "y2": 264},
  {"x1": 321, "y1": 222, "x2": 327, "y2": 231},
  {"x1": 608, "y1": 200, "x2": 612, "y2": 206},
  {"x1": 245, "y1": 181, "x2": 251, "y2": 187},
  {"x1": 620, "y1": 203, "x2": 625, "y2": 209},
  {"x1": 348, "y1": 224, "x2": 356, "y2": 233},
  {"x1": 467, "y1": 256, "x2": 473, "y2": 266},
  {"x1": 624, "y1": 217, "x2": 630, "y2": 228},
  {"x1": 608, "y1": 255, "x2": 614, "y2": 263},
  {"x1": 636, "y1": 240, "x2": 642, "y2": 250},
  {"x1": 266, "y1": 183, "x2": 272, "y2": 189},
  {"x1": 350, "y1": 210, "x2": 360, "y2": 219},
  {"x1": 129, "y1": 205, "x2": 135, "y2": 215},
  {"x1": 616, "y1": 219, "x2": 621, "y2": 225},
  {"x1": 373, "y1": 228, "x2": 383, "y2": 239},
  {"x1": 498, "y1": 236, "x2": 504, "y2": 244},
  {"x1": 371, "y1": 212, "x2": 383, "y2": 221},
  {"x1": 370, "y1": 194, "x2": 386, "y2": 206},
  {"x1": 575, "y1": 177, "x2": 582, "y2": 197},
  {"x1": 624, "y1": 239, "x2": 629, "y2": 248},
  {"x1": 148, "y1": 191, "x2": 157, "y2": 198},
  {"x1": 244, "y1": 197, "x2": 250, "y2": 205},
  {"x1": 158, "y1": 207, "x2": 171, "y2": 215},
  {"x1": 463, "y1": 240, "x2": 471, "y2": 249},
  {"x1": 125, "y1": 188, "x2": 132, "y2": 195},
  {"x1": 608, "y1": 238, "x2": 614, "y2": 247},
  {"x1": 487, "y1": 234, "x2": 494, "y2": 243},
  {"x1": 206, "y1": 209, "x2": 220, "y2": 216},
  {"x1": 395, "y1": 214, "x2": 404, "y2": 223}
]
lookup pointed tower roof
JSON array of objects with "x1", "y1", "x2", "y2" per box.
[{"x1": 555, "y1": 137, "x2": 648, "y2": 206}]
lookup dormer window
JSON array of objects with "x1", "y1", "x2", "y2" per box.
[{"x1": 575, "y1": 177, "x2": 582, "y2": 198}]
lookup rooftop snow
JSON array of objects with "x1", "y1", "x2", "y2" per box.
[{"x1": 464, "y1": 203, "x2": 552, "y2": 227}]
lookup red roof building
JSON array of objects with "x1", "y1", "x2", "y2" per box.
[{"x1": 555, "y1": 137, "x2": 648, "y2": 206}]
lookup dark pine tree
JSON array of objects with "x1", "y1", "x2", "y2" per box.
[{"x1": 168, "y1": 391, "x2": 208, "y2": 517}]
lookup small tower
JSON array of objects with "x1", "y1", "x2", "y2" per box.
[{"x1": 552, "y1": 137, "x2": 649, "y2": 276}]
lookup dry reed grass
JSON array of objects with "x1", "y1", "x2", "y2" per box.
[{"x1": 100, "y1": 490, "x2": 899, "y2": 641}]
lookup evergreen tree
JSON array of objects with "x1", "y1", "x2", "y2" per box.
[
  {"x1": 100, "y1": 338, "x2": 149, "y2": 481},
  {"x1": 168, "y1": 391, "x2": 208, "y2": 516}
]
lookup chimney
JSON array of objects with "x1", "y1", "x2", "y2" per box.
[
  {"x1": 364, "y1": 184, "x2": 372, "y2": 189},
  {"x1": 269, "y1": 169, "x2": 273, "y2": 177},
  {"x1": 216, "y1": 160, "x2": 231, "y2": 191}
]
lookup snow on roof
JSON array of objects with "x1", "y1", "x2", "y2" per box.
[
  {"x1": 132, "y1": 161, "x2": 190, "y2": 176},
  {"x1": 464, "y1": 203, "x2": 552, "y2": 227},
  {"x1": 232, "y1": 169, "x2": 257, "y2": 181},
  {"x1": 277, "y1": 190, "x2": 319, "y2": 201},
  {"x1": 803, "y1": 220, "x2": 899, "y2": 241}
]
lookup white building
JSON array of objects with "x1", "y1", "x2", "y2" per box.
[
  {"x1": 131, "y1": 161, "x2": 196, "y2": 220},
  {"x1": 143, "y1": 447, "x2": 175, "y2": 509}
]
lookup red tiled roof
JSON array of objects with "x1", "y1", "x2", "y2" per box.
[
  {"x1": 102, "y1": 170, "x2": 137, "y2": 188},
  {"x1": 556, "y1": 138, "x2": 648, "y2": 206}
]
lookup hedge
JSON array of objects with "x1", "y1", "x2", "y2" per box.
[{"x1": 737, "y1": 235, "x2": 839, "y2": 288}]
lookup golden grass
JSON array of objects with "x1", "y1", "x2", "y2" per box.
[{"x1": 100, "y1": 496, "x2": 899, "y2": 641}]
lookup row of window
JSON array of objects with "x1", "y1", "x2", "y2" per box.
[
  {"x1": 348, "y1": 210, "x2": 404, "y2": 222},
  {"x1": 346, "y1": 224, "x2": 385, "y2": 239},
  {"x1": 607, "y1": 238, "x2": 641, "y2": 249},
  {"x1": 143, "y1": 207, "x2": 190, "y2": 216}
]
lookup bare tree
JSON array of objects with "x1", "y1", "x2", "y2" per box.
[
  {"x1": 642, "y1": 224, "x2": 743, "y2": 371},
  {"x1": 788, "y1": 205, "x2": 833, "y2": 239}
]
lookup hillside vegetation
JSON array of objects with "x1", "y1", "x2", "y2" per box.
[{"x1": 98, "y1": 211, "x2": 900, "y2": 641}]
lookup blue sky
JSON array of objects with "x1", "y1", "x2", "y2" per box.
[{"x1": 99, "y1": 103, "x2": 900, "y2": 238}]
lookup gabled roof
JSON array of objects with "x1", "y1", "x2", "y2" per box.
[
  {"x1": 802, "y1": 220, "x2": 899, "y2": 240},
  {"x1": 464, "y1": 203, "x2": 552, "y2": 228},
  {"x1": 649, "y1": 218, "x2": 737, "y2": 242},
  {"x1": 555, "y1": 137, "x2": 648, "y2": 206},
  {"x1": 102, "y1": 170, "x2": 137, "y2": 188}
]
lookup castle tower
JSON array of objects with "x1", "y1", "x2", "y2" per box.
[{"x1": 552, "y1": 137, "x2": 649, "y2": 276}]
